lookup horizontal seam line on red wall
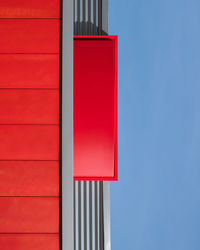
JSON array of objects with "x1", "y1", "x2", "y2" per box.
[
  {"x1": 0, "y1": 53, "x2": 61, "y2": 55},
  {"x1": 0, "y1": 232, "x2": 60, "y2": 234},
  {"x1": 0, "y1": 124, "x2": 59, "y2": 126},
  {"x1": 0, "y1": 196, "x2": 60, "y2": 198},
  {"x1": 0, "y1": 160, "x2": 60, "y2": 162},
  {"x1": 0, "y1": 18, "x2": 60, "y2": 20},
  {"x1": 0, "y1": 88, "x2": 60, "y2": 92}
]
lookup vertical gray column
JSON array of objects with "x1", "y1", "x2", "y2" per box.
[
  {"x1": 101, "y1": 2, "x2": 111, "y2": 250},
  {"x1": 102, "y1": 0, "x2": 108, "y2": 34},
  {"x1": 73, "y1": 1, "x2": 112, "y2": 250},
  {"x1": 62, "y1": 0, "x2": 74, "y2": 249},
  {"x1": 103, "y1": 182, "x2": 111, "y2": 250}
]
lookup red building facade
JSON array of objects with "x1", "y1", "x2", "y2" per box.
[{"x1": 0, "y1": 1, "x2": 117, "y2": 249}]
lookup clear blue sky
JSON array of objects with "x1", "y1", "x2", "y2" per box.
[{"x1": 109, "y1": 1, "x2": 200, "y2": 249}]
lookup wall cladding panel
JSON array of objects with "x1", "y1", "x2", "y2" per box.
[
  {"x1": 0, "y1": 19, "x2": 60, "y2": 53},
  {"x1": 0, "y1": 54, "x2": 60, "y2": 89},
  {"x1": 0, "y1": 234, "x2": 60, "y2": 250},
  {"x1": 0, "y1": 0, "x2": 60, "y2": 18},
  {"x1": 0, "y1": 161, "x2": 60, "y2": 196},
  {"x1": 0, "y1": 89, "x2": 59, "y2": 124},
  {"x1": 0, "y1": 197, "x2": 59, "y2": 232},
  {"x1": 0, "y1": 125, "x2": 59, "y2": 160}
]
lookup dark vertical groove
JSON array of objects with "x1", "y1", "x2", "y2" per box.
[
  {"x1": 77, "y1": 0, "x2": 80, "y2": 34},
  {"x1": 73, "y1": 0, "x2": 76, "y2": 34},
  {"x1": 84, "y1": 181, "x2": 87, "y2": 250},
  {"x1": 89, "y1": 181, "x2": 93, "y2": 250},
  {"x1": 99, "y1": 182, "x2": 104, "y2": 250},
  {"x1": 78, "y1": 181, "x2": 81, "y2": 250},
  {"x1": 98, "y1": 0, "x2": 102, "y2": 35},
  {"x1": 93, "y1": 0, "x2": 96, "y2": 35},
  {"x1": 88, "y1": 0, "x2": 91, "y2": 35},
  {"x1": 83, "y1": 0, "x2": 86, "y2": 34},
  {"x1": 95, "y1": 181, "x2": 98, "y2": 250}
]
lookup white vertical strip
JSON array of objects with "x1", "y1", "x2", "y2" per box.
[
  {"x1": 84, "y1": 181, "x2": 87, "y2": 250},
  {"x1": 62, "y1": 0, "x2": 74, "y2": 249},
  {"x1": 101, "y1": 2, "x2": 110, "y2": 248},
  {"x1": 103, "y1": 182, "x2": 111, "y2": 250},
  {"x1": 89, "y1": 181, "x2": 93, "y2": 250},
  {"x1": 94, "y1": 181, "x2": 98, "y2": 250},
  {"x1": 78, "y1": 181, "x2": 82, "y2": 250}
]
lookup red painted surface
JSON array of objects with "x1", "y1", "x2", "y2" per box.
[
  {"x1": 0, "y1": 125, "x2": 60, "y2": 160},
  {"x1": 0, "y1": 0, "x2": 61, "y2": 248},
  {"x1": 0, "y1": 19, "x2": 60, "y2": 53},
  {"x1": 74, "y1": 36, "x2": 118, "y2": 180},
  {"x1": 0, "y1": 234, "x2": 60, "y2": 250},
  {"x1": 0, "y1": 161, "x2": 59, "y2": 196},
  {"x1": 0, "y1": 197, "x2": 59, "y2": 232},
  {"x1": 0, "y1": 54, "x2": 60, "y2": 89},
  {"x1": 0, "y1": 90, "x2": 59, "y2": 124},
  {"x1": 0, "y1": 0, "x2": 60, "y2": 18}
]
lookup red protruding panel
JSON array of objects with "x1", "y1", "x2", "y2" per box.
[
  {"x1": 0, "y1": 234, "x2": 60, "y2": 250},
  {"x1": 0, "y1": 19, "x2": 60, "y2": 53},
  {"x1": 0, "y1": 125, "x2": 59, "y2": 160},
  {"x1": 73, "y1": 36, "x2": 118, "y2": 180},
  {"x1": 0, "y1": 0, "x2": 60, "y2": 18},
  {"x1": 0, "y1": 197, "x2": 59, "y2": 232},
  {"x1": 0, "y1": 161, "x2": 60, "y2": 196},
  {"x1": 0, "y1": 54, "x2": 60, "y2": 89},
  {"x1": 0, "y1": 90, "x2": 59, "y2": 124}
]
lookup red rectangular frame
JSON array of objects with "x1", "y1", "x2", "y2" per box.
[{"x1": 73, "y1": 36, "x2": 118, "y2": 181}]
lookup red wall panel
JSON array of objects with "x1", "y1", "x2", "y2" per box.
[
  {"x1": 74, "y1": 36, "x2": 118, "y2": 180},
  {"x1": 0, "y1": 0, "x2": 61, "y2": 246},
  {"x1": 0, "y1": 125, "x2": 59, "y2": 160},
  {"x1": 0, "y1": 90, "x2": 59, "y2": 124},
  {"x1": 0, "y1": 0, "x2": 60, "y2": 18},
  {"x1": 0, "y1": 19, "x2": 60, "y2": 53},
  {"x1": 0, "y1": 54, "x2": 60, "y2": 89},
  {"x1": 0, "y1": 161, "x2": 59, "y2": 196},
  {"x1": 0, "y1": 197, "x2": 59, "y2": 232},
  {"x1": 0, "y1": 234, "x2": 60, "y2": 250}
]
